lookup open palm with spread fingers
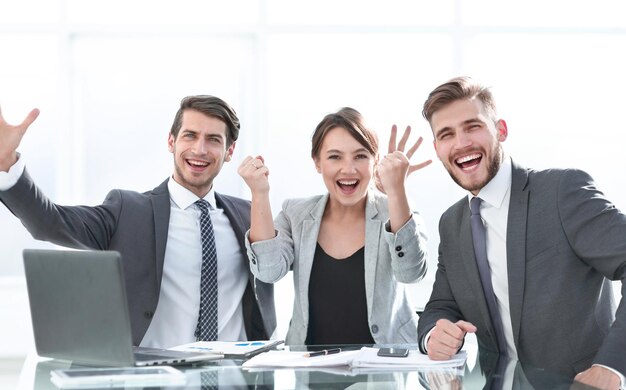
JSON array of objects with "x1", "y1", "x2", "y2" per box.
[
  {"x1": 0, "y1": 105, "x2": 40, "y2": 171},
  {"x1": 376, "y1": 124, "x2": 432, "y2": 195}
]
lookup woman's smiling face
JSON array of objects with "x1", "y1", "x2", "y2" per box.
[{"x1": 314, "y1": 126, "x2": 375, "y2": 208}]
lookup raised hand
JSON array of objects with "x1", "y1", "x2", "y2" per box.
[
  {"x1": 376, "y1": 124, "x2": 432, "y2": 195},
  {"x1": 376, "y1": 125, "x2": 432, "y2": 232},
  {"x1": 237, "y1": 155, "x2": 275, "y2": 242},
  {"x1": 238, "y1": 155, "x2": 270, "y2": 195},
  {"x1": 0, "y1": 105, "x2": 40, "y2": 171}
]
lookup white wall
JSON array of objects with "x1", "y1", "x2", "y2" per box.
[{"x1": 1, "y1": 0, "x2": 625, "y2": 357}]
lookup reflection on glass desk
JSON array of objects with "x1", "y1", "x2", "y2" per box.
[{"x1": 18, "y1": 340, "x2": 578, "y2": 389}]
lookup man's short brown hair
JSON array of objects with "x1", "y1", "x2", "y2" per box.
[
  {"x1": 170, "y1": 95, "x2": 240, "y2": 146},
  {"x1": 422, "y1": 77, "x2": 497, "y2": 124}
]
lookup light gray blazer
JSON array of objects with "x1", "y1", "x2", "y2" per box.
[
  {"x1": 245, "y1": 190, "x2": 428, "y2": 345},
  {"x1": 418, "y1": 162, "x2": 626, "y2": 377}
]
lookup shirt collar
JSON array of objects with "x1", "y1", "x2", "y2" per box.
[
  {"x1": 467, "y1": 155, "x2": 512, "y2": 209},
  {"x1": 167, "y1": 177, "x2": 217, "y2": 210}
]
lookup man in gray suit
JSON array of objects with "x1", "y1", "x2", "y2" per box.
[
  {"x1": 417, "y1": 77, "x2": 625, "y2": 389},
  {"x1": 0, "y1": 96, "x2": 275, "y2": 348}
]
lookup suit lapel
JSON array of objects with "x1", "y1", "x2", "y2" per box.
[
  {"x1": 215, "y1": 192, "x2": 247, "y2": 250},
  {"x1": 364, "y1": 192, "x2": 381, "y2": 318},
  {"x1": 299, "y1": 195, "x2": 327, "y2": 322},
  {"x1": 150, "y1": 179, "x2": 171, "y2": 289},
  {"x1": 506, "y1": 162, "x2": 529, "y2": 346},
  {"x1": 217, "y1": 193, "x2": 255, "y2": 287}
]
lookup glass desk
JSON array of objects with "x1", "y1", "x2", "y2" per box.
[{"x1": 17, "y1": 342, "x2": 579, "y2": 389}]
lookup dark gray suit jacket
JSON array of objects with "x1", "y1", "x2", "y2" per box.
[
  {"x1": 0, "y1": 169, "x2": 276, "y2": 345},
  {"x1": 418, "y1": 161, "x2": 626, "y2": 376}
]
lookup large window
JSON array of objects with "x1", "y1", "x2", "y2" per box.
[{"x1": 1, "y1": 0, "x2": 625, "y2": 351}]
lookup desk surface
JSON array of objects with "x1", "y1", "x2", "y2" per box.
[{"x1": 17, "y1": 342, "x2": 576, "y2": 389}]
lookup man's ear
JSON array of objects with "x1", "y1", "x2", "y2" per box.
[
  {"x1": 496, "y1": 119, "x2": 508, "y2": 142},
  {"x1": 432, "y1": 140, "x2": 442, "y2": 160},
  {"x1": 167, "y1": 133, "x2": 175, "y2": 153},
  {"x1": 225, "y1": 141, "x2": 236, "y2": 162}
]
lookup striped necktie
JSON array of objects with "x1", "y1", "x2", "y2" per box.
[{"x1": 194, "y1": 199, "x2": 218, "y2": 341}]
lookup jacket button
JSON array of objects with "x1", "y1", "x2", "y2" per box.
[
  {"x1": 395, "y1": 246, "x2": 402, "y2": 252},
  {"x1": 144, "y1": 311, "x2": 154, "y2": 319},
  {"x1": 371, "y1": 325, "x2": 379, "y2": 334},
  {"x1": 251, "y1": 258, "x2": 257, "y2": 265},
  {"x1": 398, "y1": 252, "x2": 404, "y2": 257}
]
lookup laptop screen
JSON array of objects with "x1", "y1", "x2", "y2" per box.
[{"x1": 23, "y1": 249, "x2": 136, "y2": 366}]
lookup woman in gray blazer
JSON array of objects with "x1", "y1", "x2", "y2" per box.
[{"x1": 238, "y1": 108, "x2": 430, "y2": 345}]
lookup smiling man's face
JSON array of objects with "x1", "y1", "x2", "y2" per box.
[
  {"x1": 431, "y1": 98, "x2": 507, "y2": 195},
  {"x1": 168, "y1": 109, "x2": 235, "y2": 198}
]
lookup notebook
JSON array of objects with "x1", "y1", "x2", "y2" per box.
[
  {"x1": 171, "y1": 339, "x2": 285, "y2": 359},
  {"x1": 22, "y1": 249, "x2": 223, "y2": 367}
]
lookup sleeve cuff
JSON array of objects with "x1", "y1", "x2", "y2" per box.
[
  {"x1": 383, "y1": 216, "x2": 416, "y2": 242},
  {"x1": 421, "y1": 327, "x2": 435, "y2": 353},
  {"x1": 0, "y1": 152, "x2": 25, "y2": 191},
  {"x1": 246, "y1": 229, "x2": 281, "y2": 259}
]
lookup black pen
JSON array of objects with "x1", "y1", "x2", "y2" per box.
[{"x1": 303, "y1": 348, "x2": 342, "y2": 358}]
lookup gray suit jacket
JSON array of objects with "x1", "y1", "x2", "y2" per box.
[
  {"x1": 246, "y1": 190, "x2": 428, "y2": 345},
  {"x1": 418, "y1": 161, "x2": 626, "y2": 376},
  {"x1": 0, "y1": 169, "x2": 276, "y2": 345}
]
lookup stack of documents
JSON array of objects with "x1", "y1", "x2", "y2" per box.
[
  {"x1": 242, "y1": 349, "x2": 362, "y2": 368},
  {"x1": 242, "y1": 347, "x2": 467, "y2": 370},
  {"x1": 351, "y1": 347, "x2": 466, "y2": 369},
  {"x1": 170, "y1": 340, "x2": 284, "y2": 359}
]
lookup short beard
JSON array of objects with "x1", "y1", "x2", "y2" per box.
[{"x1": 448, "y1": 143, "x2": 503, "y2": 193}]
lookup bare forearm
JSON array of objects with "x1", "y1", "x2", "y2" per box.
[
  {"x1": 249, "y1": 191, "x2": 276, "y2": 242},
  {"x1": 386, "y1": 188, "x2": 412, "y2": 233},
  {"x1": 0, "y1": 151, "x2": 17, "y2": 172}
]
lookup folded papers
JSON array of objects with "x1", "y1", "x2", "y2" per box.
[
  {"x1": 352, "y1": 347, "x2": 466, "y2": 369},
  {"x1": 242, "y1": 347, "x2": 466, "y2": 370}
]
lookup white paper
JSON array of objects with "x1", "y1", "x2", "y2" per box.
[
  {"x1": 350, "y1": 347, "x2": 467, "y2": 369},
  {"x1": 241, "y1": 347, "x2": 467, "y2": 370},
  {"x1": 242, "y1": 350, "x2": 362, "y2": 368}
]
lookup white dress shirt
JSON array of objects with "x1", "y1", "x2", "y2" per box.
[
  {"x1": 421, "y1": 157, "x2": 517, "y2": 357},
  {"x1": 140, "y1": 178, "x2": 249, "y2": 347},
  {"x1": 471, "y1": 156, "x2": 518, "y2": 359}
]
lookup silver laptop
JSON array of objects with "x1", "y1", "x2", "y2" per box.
[{"x1": 23, "y1": 249, "x2": 222, "y2": 367}]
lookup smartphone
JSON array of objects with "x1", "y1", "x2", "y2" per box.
[
  {"x1": 50, "y1": 366, "x2": 185, "y2": 388},
  {"x1": 377, "y1": 347, "x2": 409, "y2": 358}
]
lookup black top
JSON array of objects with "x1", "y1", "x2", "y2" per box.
[{"x1": 305, "y1": 243, "x2": 375, "y2": 345}]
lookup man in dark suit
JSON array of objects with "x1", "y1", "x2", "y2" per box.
[
  {"x1": 0, "y1": 96, "x2": 275, "y2": 347},
  {"x1": 417, "y1": 77, "x2": 625, "y2": 389}
]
